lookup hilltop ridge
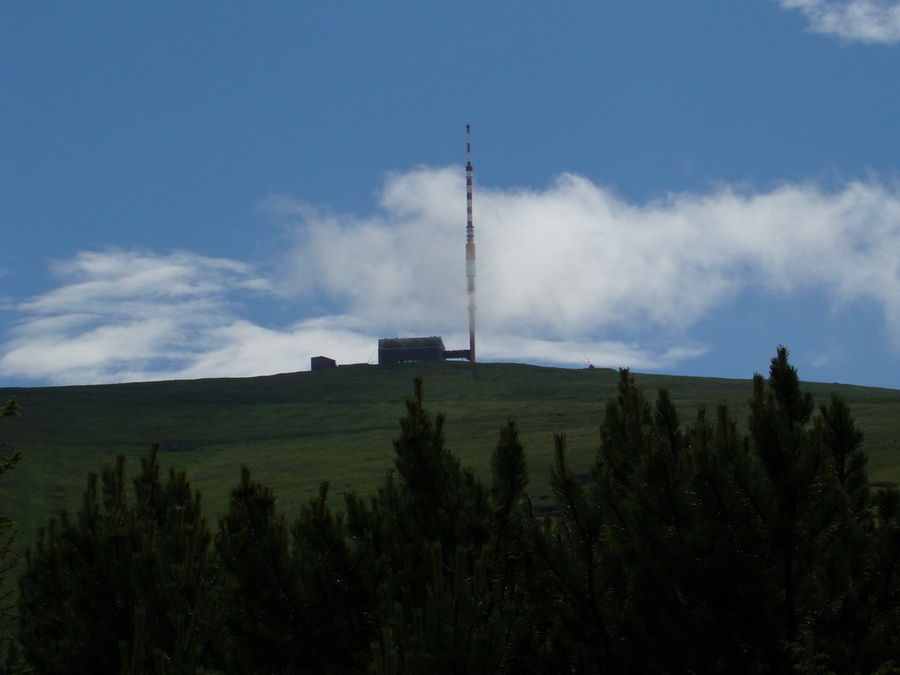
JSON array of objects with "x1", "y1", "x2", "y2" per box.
[{"x1": 2, "y1": 361, "x2": 898, "y2": 544}]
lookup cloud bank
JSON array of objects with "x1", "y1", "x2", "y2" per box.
[
  {"x1": 2, "y1": 168, "x2": 899, "y2": 385},
  {"x1": 778, "y1": 0, "x2": 900, "y2": 44}
]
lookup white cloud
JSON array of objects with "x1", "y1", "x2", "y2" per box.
[
  {"x1": 274, "y1": 168, "x2": 900, "y2": 345},
  {"x1": 170, "y1": 318, "x2": 378, "y2": 381},
  {"x1": 0, "y1": 250, "x2": 277, "y2": 384},
  {"x1": 777, "y1": 0, "x2": 900, "y2": 44},
  {"x1": 2, "y1": 171, "x2": 900, "y2": 386}
]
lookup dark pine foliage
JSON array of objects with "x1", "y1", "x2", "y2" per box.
[
  {"x1": 16, "y1": 446, "x2": 222, "y2": 674},
  {"x1": 11, "y1": 349, "x2": 900, "y2": 673},
  {"x1": 1, "y1": 398, "x2": 24, "y2": 674},
  {"x1": 216, "y1": 469, "x2": 376, "y2": 673}
]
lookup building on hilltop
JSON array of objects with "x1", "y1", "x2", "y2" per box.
[
  {"x1": 310, "y1": 355, "x2": 338, "y2": 371},
  {"x1": 378, "y1": 337, "x2": 445, "y2": 364},
  {"x1": 377, "y1": 337, "x2": 471, "y2": 364}
]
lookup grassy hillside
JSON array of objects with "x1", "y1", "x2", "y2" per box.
[{"x1": 2, "y1": 361, "x2": 899, "y2": 547}]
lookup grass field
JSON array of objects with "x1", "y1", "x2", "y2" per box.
[{"x1": 2, "y1": 361, "x2": 899, "y2": 550}]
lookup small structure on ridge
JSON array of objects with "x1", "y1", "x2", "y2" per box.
[{"x1": 310, "y1": 355, "x2": 338, "y2": 371}]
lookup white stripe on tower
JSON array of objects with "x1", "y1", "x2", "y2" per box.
[{"x1": 466, "y1": 124, "x2": 476, "y2": 362}]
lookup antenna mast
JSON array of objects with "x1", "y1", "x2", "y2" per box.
[{"x1": 466, "y1": 124, "x2": 476, "y2": 362}]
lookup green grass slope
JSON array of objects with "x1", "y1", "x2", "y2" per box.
[{"x1": 2, "y1": 361, "x2": 899, "y2": 547}]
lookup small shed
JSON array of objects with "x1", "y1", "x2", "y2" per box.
[{"x1": 310, "y1": 355, "x2": 338, "y2": 371}]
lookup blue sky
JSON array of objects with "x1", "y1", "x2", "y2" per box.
[{"x1": 2, "y1": 1, "x2": 900, "y2": 388}]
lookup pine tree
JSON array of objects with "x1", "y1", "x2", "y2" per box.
[
  {"x1": 533, "y1": 350, "x2": 898, "y2": 673},
  {"x1": 742, "y1": 348, "x2": 850, "y2": 657},
  {"x1": 216, "y1": 466, "x2": 304, "y2": 673},
  {"x1": 348, "y1": 377, "x2": 490, "y2": 595},
  {"x1": 17, "y1": 445, "x2": 221, "y2": 674},
  {"x1": 389, "y1": 377, "x2": 489, "y2": 551},
  {"x1": 488, "y1": 419, "x2": 531, "y2": 613},
  {"x1": 862, "y1": 487, "x2": 900, "y2": 669},
  {"x1": 291, "y1": 480, "x2": 377, "y2": 672},
  {"x1": 532, "y1": 432, "x2": 616, "y2": 673},
  {"x1": 354, "y1": 379, "x2": 529, "y2": 673},
  {"x1": 1, "y1": 398, "x2": 24, "y2": 674},
  {"x1": 371, "y1": 542, "x2": 525, "y2": 675},
  {"x1": 586, "y1": 371, "x2": 711, "y2": 670},
  {"x1": 709, "y1": 346, "x2": 898, "y2": 672},
  {"x1": 218, "y1": 467, "x2": 378, "y2": 674},
  {"x1": 819, "y1": 392, "x2": 867, "y2": 500},
  {"x1": 7, "y1": 351, "x2": 895, "y2": 673}
]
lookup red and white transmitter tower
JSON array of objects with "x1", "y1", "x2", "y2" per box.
[{"x1": 465, "y1": 124, "x2": 477, "y2": 362}]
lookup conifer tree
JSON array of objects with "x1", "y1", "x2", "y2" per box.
[
  {"x1": 348, "y1": 377, "x2": 490, "y2": 593},
  {"x1": 798, "y1": 393, "x2": 899, "y2": 672},
  {"x1": 389, "y1": 376, "x2": 489, "y2": 551},
  {"x1": 533, "y1": 432, "x2": 617, "y2": 673},
  {"x1": 533, "y1": 351, "x2": 898, "y2": 673},
  {"x1": 354, "y1": 379, "x2": 530, "y2": 673},
  {"x1": 861, "y1": 487, "x2": 900, "y2": 667},
  {"x1": 7, "y1": 349, "x2": 896, "y2": 673},
  {"x1": 1, "y1": 398, "x2": 24, "y2": 674},
  {"x1": 820, "y1": 392, "x2": 867, "y2": 499},
  {"x1": 218, "y1": 468, "x2": 377, "y2": 673},
  {"x1": 291, "y1": 480, "x2": 378, "y2": 671},
  {"x1": 17, "y1": 445, "x2": 220, "y2": 674},
  {"x1": 488, "y1": 419, "x2": 531, "y2": 612},
  {"x1": 490, "y1": 419, "x2": 529, "y2": 536},
  {"x1": 371, "y1": 543, "x2": 525, "y2": 675},
  {"x1": 216, "y1": 466, "x2": 305, "y2": 673},
  {"x1": 743, "y1": 348, "x2": 850, "y2": 655},
  {"x1": 587, "y1": 371, "x2": 711, "y2": 670}
]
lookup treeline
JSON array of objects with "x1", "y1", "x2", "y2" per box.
[{"x1": 4, "y1": 348, "x2": 900, "y2": 673}]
